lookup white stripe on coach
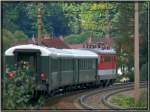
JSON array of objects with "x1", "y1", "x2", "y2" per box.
[{"x1": 98, "y1": 69, "x2": 116, "y2": 75}]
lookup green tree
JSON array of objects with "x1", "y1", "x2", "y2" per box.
[
  {"x1": 2, "y1": 29, "x2": 28, "y2": 51},
  {"x1": 3, "y1": 29, "x2": 16, "y2": 51},
  {"x1": 113, "y1": 2, "x2": 148, "y2": 82},
  {"x1": 3, "y1": 64, "x2": 36, "y2": 109},
  {"x1": 139, "y1": 3, "x2": 148, "y2": 68},
  {"x1": 113, "y1": 3, "x2": 134, "y2": 77},
  {"x1": 43, "y1": 3, "x2": 70, "y2": 37}
]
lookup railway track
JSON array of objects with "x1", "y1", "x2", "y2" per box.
[
  {"x1": 43, "y1": 85, "x2": 100, "y2": 109},
  {"x1": 79, "y1": 81, "x2": 148, "y2": 110},
  {"x1": 43, "y1": 81, "x2": 148, "y2": 110}
]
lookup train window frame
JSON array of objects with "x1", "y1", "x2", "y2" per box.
[{"x1": 79, "y1": 59, "x2": 95, "y2": 70}]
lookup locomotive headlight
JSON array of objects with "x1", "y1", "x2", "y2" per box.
[{"x1": 40, "y1": 73, "x2": 45, "y2": 80}]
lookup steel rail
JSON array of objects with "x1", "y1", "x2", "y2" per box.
[
  {"x1": 102, "y1": 85, "x2": 147, "y2": 110},
  {"x1": 79, "y1": 81, "x2": 148, "y2": 110}
]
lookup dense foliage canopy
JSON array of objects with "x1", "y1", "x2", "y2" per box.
[{"x1": 2, "y1": 2, "x2": 148, "y2": 79}]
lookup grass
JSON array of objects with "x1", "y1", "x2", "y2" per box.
[{"x1": 110, "y1": 90, "x2": 148, "y2": 108}]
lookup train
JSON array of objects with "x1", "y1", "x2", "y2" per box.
[{"x1": 5, "y1": 44, "x2": 117, "y2": 95}]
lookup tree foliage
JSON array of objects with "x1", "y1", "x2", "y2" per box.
[
  {"x1": 112, "y1": 2, "x2": 148, "y2": 81},
  {"x1": 2, "y1": 2, "x2": 148, "y2": 81},
  {"x1": 2, "y1": 2, "x2": 71, "y2": 38},
  {"x1": 2, "y1": 29, "x2": 28, "y2": 51},
  {"x1": 3, "y1": 64, "x2": 36, "y2": 109},
  {"x1": 3, "y1": 64, "x2": 45, "y2": 109}
]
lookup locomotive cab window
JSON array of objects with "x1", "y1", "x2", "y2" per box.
[
  {"x1": 100, "y1": 56, "x2": 104, "y2": 62},
  {"x1": 113, "y1": 56, "x2": 116, "y2": 62},
  {"x1": 103, "y1": 56, "x2": 111, "y2": 62}
]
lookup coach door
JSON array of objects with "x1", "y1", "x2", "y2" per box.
[{"x1": 14, "y1": 49, "x2": 41, "y2": 77}]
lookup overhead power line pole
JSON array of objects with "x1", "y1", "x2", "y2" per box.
[{"x1": 134, "y1": 2, "x2": 140, "y2": 102}]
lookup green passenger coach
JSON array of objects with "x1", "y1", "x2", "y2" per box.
[{"x1": 5, "y1": 44, "x2": 98, "y2": 95}]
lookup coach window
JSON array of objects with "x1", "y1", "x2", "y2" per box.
[
  {"x1": 80, "y1": 60, "x2": 82, "y2": 68},
  {"x1": 85, "y1": 59, "x2": 87, "y2": 69},
  {"x1": 79, "y1": 59, "x2": 82, "y2": 69},
  {"x1": 68, "y1": 59, "x2": 73, "y2": 70},
  {"x1": 114, "y1": 56, "x2": 116, "y2": 62},
  {"x1": 92, "y1": 60, "x2": 96, "y2": 69},
  {"x1": 61, "y1": 59, "x2": 65, "y2": 71},
  {"x1": 84, "y1": 59, "x2": 86, "y2": 70},
  {"x1": 86, "y1": 59, "x2": 89, "y2": 69},
  {"x1": 62, "y1": 59, "x2": 73, "y2": 71},
  {"x1": 52, "y1": 59, "x2": 58, "y2": 72},
  {"x1": 80, "y1": 59, "x2": 87, "y2": 70},
  {"x1": 86, "y1": 59, "x2": 91, "y2": 69},
  {"x1": 88, "y1": 60, "x2": 91, "y2": 69},
  {"x1": 62, "y1": 59, "x2": 66, "y2": 71},
  {"x1": 112, "y1": 56, "x2": 114, "y2": 62},
  {"x1": 82, "y1": 59, "x2": 84, "y2": 69},
  {"x1": 87, "y1": 60, "x2": 89, "y2": 69}
]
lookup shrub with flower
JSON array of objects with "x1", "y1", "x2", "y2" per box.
[{"x1": 3, "y1": 62, "x2": 44, "y2": 109}]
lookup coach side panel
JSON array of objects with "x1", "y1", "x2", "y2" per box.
[
  {"x1": 61, "y1": 58, "x2": 74, "y2": 86},
  {"x1": 78, "y1": 59, "x2": 97, "y2": 83},
  {"x1": 50, "y1": 58, "x2": 60, "y2": 90}
]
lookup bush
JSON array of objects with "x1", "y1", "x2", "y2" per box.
[
  {"x1": 114, "y1": 74, "x2": 123, "y2": 83},
  {"x1": 3, "y1": 29, "x2": 28, "y2": 51},
  {"x1": 125, "y1": 62, "x2": 148, "y2": 82},
  {"x1": 3, "y1": 64, "x2": 45, "y2": 109},
  {"x1": 3, "y1": 64, "x2": 36, "y2": 109},
  {"x1": 111, "y1": 90, "x2": 147, "y2": 108},
  {"x1": 126, "y1": 71, "x2": 134, "y2": 82},
  {"x1": 14, "y1": 30, "x2": 28, "y2": 40},
  {"x1": 111, "y1": 94, "x2": 135, "y2": 108},
  {"x1": 3, "y1": 29, "x2": 16, "y2": 51}
]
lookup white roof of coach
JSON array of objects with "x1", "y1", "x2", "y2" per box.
[
  {"x1": 5, "y1": 44, "x2": 98, "y2": 58},
  {"x1": 48, "y1": 48, "x2": 98, "y2": 58},
  {"x1": 48, "y1": 48, "x2": 74, "y2": 58},
  {"x1": 5, "y1": 44, "x2": 51, "y2": 56},
  {"x1": 62, "y1": 49, "x2": 98, "y2": 58}
]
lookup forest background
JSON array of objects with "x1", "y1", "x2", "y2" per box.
[{"x1": 2, "y1": 2, "x2": 148, "y2": 81}]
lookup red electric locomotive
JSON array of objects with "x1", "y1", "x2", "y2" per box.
[{"x1": 87, "y1": 48, "x2": 117, "y2": 86}]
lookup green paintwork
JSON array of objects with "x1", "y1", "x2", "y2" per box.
[
  {"x1": 5, "y1": 53, "x2": 115, "y2": 93},
  {"x1": 5, "y1": 56, "x2": 15, "y2": 66},
  {"x1": 40, "y1": 56, "x2": 49, "y2": 82}
]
